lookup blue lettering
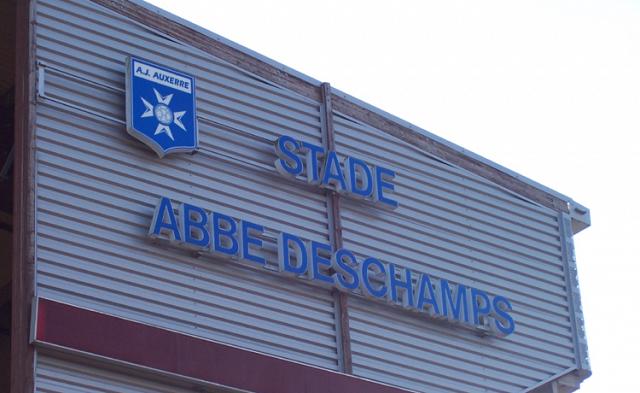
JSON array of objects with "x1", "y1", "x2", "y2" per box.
[
  {"x1": 321, "y1": 151, "x2": 347, "y2": 191},
  {"x1": 360, "y1": 257, "x2": 387, "y2": 298},
  {"x1": 147, "y1": 196, "x2": 517, "y2": 338},
  {"x1": 309, "y1": 241, "x2": 334, "y2": 284},
  {"x1": 135, "y1": 66, "x2": 149, "y2": 76},
  {"x1": 211, "y1": 212, "x2": 239, "y2": 256},
  {"x1": 441, "y1": 280, "x2": 469, "y2": 323},
  {"x1": 493, "y1": 295, "x2": 515, "y2": 335},
  {"x1": 374, "y1": 166, "x2": 398, "y2": 209},
  {"x1": 345, "y1": 157, "x2": 373, "y2": 198},
  {"x1": 471, "y1": 288, "x2": 491, "y2": 326},
  {"x1": 387, "y1": 264, "x2": 414, "y2": 308},
  {"x1": 278, "y1": 232, "x2": 307, "y2": 275},
  {"x1": 149, "y1": 197, "x2": 181, "y2": 242},
  {"x1": 300, "y1": 141, "x2": 325, "y2": 184},
  {"x1": 240, "y1": 220, "x2": 265, "y2": 265},
  {"x1": 332, "y1": 248, "x2": 360, "y2": 290},
  {"x1": 181, "y1": 203, "x2": 209, "y2": 249},
  {"x1": 415, "y1": 273, "x2": 440, "y2": 315},
  {"x1": 274, "y1": 135, "x2": 303, "y2": 177},
  {"x1": 272, "y1": 135, "x2": 399, "y2": 209}
]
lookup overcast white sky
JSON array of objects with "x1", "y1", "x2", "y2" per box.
[{"x1": 147, "y1": 1, "x2": 640, "y2": 391}]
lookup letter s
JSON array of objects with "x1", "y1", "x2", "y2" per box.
[
  {"x1": 274, "y1": 135, "x2": 303, "y2": 177},
  {"x1": 492, "y1": 295, "x2": 515, "y2": 336}
]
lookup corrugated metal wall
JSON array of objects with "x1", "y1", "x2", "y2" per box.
[
  {"x1": 34, "y1": 0, "x2": 337, "y2": 370},
  {"x1": 334, "y1": 113, "x2": 574, "y2": 392},
  {"x1": 35, "y1": 354, "x2": 226, "y2": 393},
  {"x1": 32, "y1": 0, "x2": 581, "y2": 392}
]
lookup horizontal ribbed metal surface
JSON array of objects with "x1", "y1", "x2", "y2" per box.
[
  {"x1": 333, "y1": 113, "x2": 574, "y2": 392},
  {"x1": 31, "y1": 0, "x2": 585, "y2": 391},
  {"x1": 34, "y1": 0, "x2": 337, "y2": 370},
  {"x1": 35, "y1": 353, "x2": 221, "y2": 393}
]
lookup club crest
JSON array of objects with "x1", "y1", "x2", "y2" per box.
[{"x1": 125, "y1": 57, "x2": 198, "y2": 157}]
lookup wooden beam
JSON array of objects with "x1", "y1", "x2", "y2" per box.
[
  {"x1": 11, "y1": 0, "x2": 36, "y2": 392},
  {"x1": 0, "y1": 211, "x2": 11, "y2": 226},
  {"x1": 0, "y1": 282, "x2": 10, "y2": 308}
]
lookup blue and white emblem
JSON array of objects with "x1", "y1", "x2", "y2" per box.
[{"x1": 126, "y1": 57, "x2": 198, "y2": 157}]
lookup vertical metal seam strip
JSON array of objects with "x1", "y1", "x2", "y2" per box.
[
  {"x1": 11, "y1": 0, "x2": 37, "y2": 392},
  {"x1": 558, "y1": 212, "x2": 590, "y2": 375},
  {"x1": 321, "y1": 82, "x2": 353, "y2": 374}
]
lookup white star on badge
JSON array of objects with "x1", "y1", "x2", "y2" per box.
[{"x1": 140, "y1": 88, "x2": 187, "y2": 141}]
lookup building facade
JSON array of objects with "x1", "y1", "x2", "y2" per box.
[{"x1": 2, "y1": 0, "x2": 591, "y2": 392}]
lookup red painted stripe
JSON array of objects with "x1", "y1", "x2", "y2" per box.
[{"x1": 35, "y1": 298, "x2": 412, "y2": 393}]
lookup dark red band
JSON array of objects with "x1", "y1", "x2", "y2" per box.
[{"x1": 35, "y1": 298, "x2": 410, "y2": 393}]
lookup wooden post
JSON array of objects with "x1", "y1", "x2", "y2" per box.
[{"x1": 11, "y1": 0, "x2": 36, "y2": 392}]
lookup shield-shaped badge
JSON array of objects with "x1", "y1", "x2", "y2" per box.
[{"x1": 126, "y1": 57, "x2": 198, "y2": 157}]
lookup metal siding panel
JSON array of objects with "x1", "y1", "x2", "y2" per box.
[
  {"x1": 35, "y1": 0, "x2": 319, "y2": 102},
  {"x1": 333, "y1": 115, "x2": 559, "y2": 225},
  {"x1": 35, "y1": 354, "x2": 204, "y2": 393},
  {"x1": 34, "y1": 0, "x2": 337, "y2": 370},
  {"x1": 35, "y1": 113, "x2": 327, "y2": 236},
  {"x1": 348, "y1": 300, "x2": 570, "y2": 393},
  {"x1": 36, "y1": 0, "x2": 318, "y2": 105},
  {"x1": 334, "y1": 115, "x2": 576, "y2": 392},
  {"x1": 31, "y1": 0, "x2": 585, "y2": 391}
]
